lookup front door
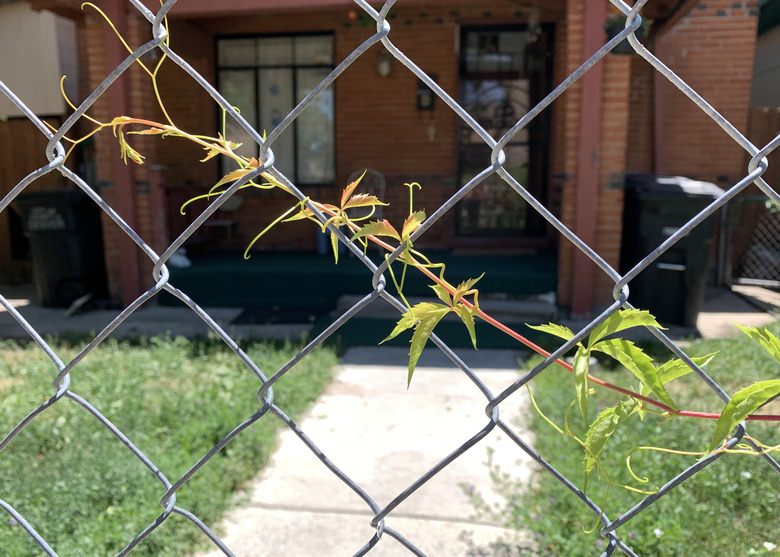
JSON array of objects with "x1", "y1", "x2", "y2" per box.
[{"x1": 457, "y1": 26, "x2": 552, "y2": 244}]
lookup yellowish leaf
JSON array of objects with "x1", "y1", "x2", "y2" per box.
[{"x1": 341, "y1": 170, "x2": 366, "y2": 208}]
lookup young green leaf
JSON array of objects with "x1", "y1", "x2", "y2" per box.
[
  {"x1": 129, "y1": 127, "x2": 166, "y2": 135},
  {"x1": 454, "y1": 304, "x2": 479, "y2": 349},
  {"x1": 401, "y1": 210, "x2": 426, "y2": 239},
  {"x1": 342, "y1": 194, "x2": 387, "y2": 210},
  {"x1": 214, "y1": 168, "x2": 252, "y2": 188},
  {"x1": 451, "y1": 274, "x2": 483, "y2": 305},
  {"x1": 593, "y1": 338, "x2": 677, "y2": 410},
  {"x1": 351, "y1": 220, "x2": 401, "y2": 243},
  {"x1": 430, "y1": 284, "x2": 452, "y2": 306},
  {"x1": 330, "y1": 228, "x2": 341, "y2": 263},
  {"x1": 382, "y1": 302, "x2": 448, "y2": 344},
  {"x1": 527, "y1": 322, "x2": 575, "y2": 342},
  {"x1": 381, "y1": 310, "x2": 417, "y2": 344},
  {"x1": 708, "y1": 379, "x2": 780, "y2": 452},
  {"x1": 584, "y1": 398, "x2": 638, "y2": 484},
  {"x1": 573, "y1": 346, "x2": 592, "y2": 422},
  {"x1": 407, "y1": 306, "x2": 450, "y2": 386},
  {"x1": 736, "y1": 324, "x2": 780, "y2": 364},
  {"x1": 588, "y1": 309, "x2": 664, "y2": 347},
  {"x1": 341, "y1": 170, "x2": 366, "y2": 208},
  {"x1": 200, "y1": 143, "x2": 224, "y2": 162},
  {"x1": 641, "y1": 353, "x2": 717, "y2": 397}
]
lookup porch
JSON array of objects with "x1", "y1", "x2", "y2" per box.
[{"x1": 160, "y1": 249, "x2": 557, "y2": 347}]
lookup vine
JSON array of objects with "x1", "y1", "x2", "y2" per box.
[{"x1": 58, "y1": 5, "x2": 780, "y2": 517}]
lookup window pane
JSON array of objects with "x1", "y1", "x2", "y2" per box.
[
  {"x1": 464, "y1": 31, "x2": 525, "y2": 75},
  {"x1": 259, "y1": 69, "x2": 294, "y2": 179},
  {"x1": 296, "y1": 68, "x2": 334, "y2": 184},
  {"x1": 294, "y1": 36, "x2": 333, "y2": 65},
  {"x1": 217, "y1": 38, "x2": 256, "y2": 67},
  {"x1": 219, "y1": 70, "x2": 258, "y2": 163},
  {"x1": 258, "y1": 37, "x2": 293, "y2": 66}
]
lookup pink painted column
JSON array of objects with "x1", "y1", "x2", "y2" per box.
[
  {"x1": 104, "y1": 1, "x2": 143, "y2": 306},
  {"x1": 571, "y1": 0, "x2": 606, "y2": 318}
]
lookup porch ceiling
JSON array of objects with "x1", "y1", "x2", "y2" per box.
[{"x1": 36, "y1": 0, "x2": 693, "y2": 27}]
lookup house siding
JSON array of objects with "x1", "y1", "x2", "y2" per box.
[{"x1": 655, "y1": 0, "x2": 758, "y2": 186}]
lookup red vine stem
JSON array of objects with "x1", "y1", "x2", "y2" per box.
[{"x1": 358, "y1": 231, "x2": 780, "y2": 423}]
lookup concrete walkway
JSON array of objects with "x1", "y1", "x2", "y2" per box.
[{"x1": 196, "y1": 347, "x2": 532, "y2": 557}]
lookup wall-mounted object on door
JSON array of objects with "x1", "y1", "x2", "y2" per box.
[
  {"x1": 417, "y1": 74, "x2": 438, "y2": 110},
  {"x1": 376, "y1": 49, "x2": 393, "y2": 77}
]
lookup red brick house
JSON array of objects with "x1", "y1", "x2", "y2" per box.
[{"x1": 8, "y1": 0, "x2": 759, "y2": 317}]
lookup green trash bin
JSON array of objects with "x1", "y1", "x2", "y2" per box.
[
  {"x1": 13, "y1": 189, "x2": 108, "y2": 307},
  {"x1": 620, "y1": 175, "x2": 724, "y2": 327}
]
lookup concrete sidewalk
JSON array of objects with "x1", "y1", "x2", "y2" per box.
[
  {"x1": 0, "y1": 284, "x2": 778, "y2": 341},
  {"x1": 196, "y1": 347, "x2": 533, "y2": 557}
]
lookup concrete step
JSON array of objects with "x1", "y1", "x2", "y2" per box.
[{"x1": 335, "y1": 294, "x2": 557, "y2": 325}]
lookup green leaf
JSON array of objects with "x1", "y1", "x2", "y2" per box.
[
  {"x1": 736, "y1": 324, "x2": 780, "y2": 364},
  {"x1": 588, "y1": 309, "x2": 664, "y2": 346},
  {"x1": 708, "y1": 379, "x2": 780, "y2": 452},
  {"x1": 342, "y1": 194, "x2": 387, "y2": 210},
  {"x1": 641, "y1": 353, "x2": 717, "y2": 397},
  {"x1": 214, "y1": 167, "x2": 252, "y2": 188},
  {"x1": 527, "y1": 322, "x2": 575, "y2": 342},
  {"x1": 329, "y1": 229, "x2": 343, "y2": 263},
  {"x1": 129, "y1": 127, "x2": 166, "y2": 135},
  {"x1": 381, "y1": 310, "x2": 417, "y2": 344},
  {"x1": 407, "y1": 308, "x2": 450, "y2": 387},
  {"x1": 452, "y1": 274, "x2": 483, "y2": 305},
  {"x1": 200, "y1": 144, "x2": 223, "y2": 162},
  {"x1": 381, "y1": 302, "x2": 448, "y2": 345},
  {"x1": 351, "y1": 220, "x2": 401, "y2": 243},
  {"x1": 593, "y1": 338, "x2": 676, "y2": 410},
  {"x1": 583, "y1": 398, "x2": 637, "y2": 484},
  {"x1": 573, "y1": 346, "x2": 591, "y2": 422},
  {"x1": 430, "y1": 284, "x2": 452, "y2": 306},
  {"x1": 341, "y1": 170, "x2": 365, "y2": 208},
  {"x1": 454, "y1": 305, "x2": 478, "y2": 349},
  {"x1": 401, "y1": 210, "x2": 426, "y2": 239}
]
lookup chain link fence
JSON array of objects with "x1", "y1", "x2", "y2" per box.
[
  {"x1": 724, "y1": 196, "x2": 780, "y2": 287},
  {"x1": 1, "y1": 0, "x2": 780, "y2": 555}
]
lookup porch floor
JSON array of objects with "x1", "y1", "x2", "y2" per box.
[{"x1": 160, "y1": 249, "x2": 557, "y2": 311}]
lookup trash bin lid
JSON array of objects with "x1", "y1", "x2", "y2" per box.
[{"x1": 625, "y1": 174, "x2": 725, "y2": 199}]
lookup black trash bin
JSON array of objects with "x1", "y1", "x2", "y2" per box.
[
  {"x1": 13, "y1": 189, "x2": 108, "y2": 308},
  {"x1": 620, "y1": 174, "x2": 724, "y2": 327}
]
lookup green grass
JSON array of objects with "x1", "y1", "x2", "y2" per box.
[
  {"x1": 0, "y1": 336, "x2": 338, "y2": 556},
  {"x1": 464, "y1": 324, "x2": 780, "y2": 556}
]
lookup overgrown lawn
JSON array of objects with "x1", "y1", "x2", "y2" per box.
[
  {"x1": 465, "y1": 324, "x2": 780, "y2": 556},
  {"x1": 0, "y1": 336, "x2": 337, "y2": 556}
]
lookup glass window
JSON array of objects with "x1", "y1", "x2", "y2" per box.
[
  {"x1": 216, "y1": 34, "x2": 335, "y2": 186},
  {"x1": 294, "y1": 36, "x2": 333, "y2": 65},
  {"x1": 258, "y1": 37, "x2": 293, "y2": 66},
  {"x1": 217, "y1": 39, "x2": 256, "y2": 67}
]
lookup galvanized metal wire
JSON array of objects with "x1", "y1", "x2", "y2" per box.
[{"x1": 1, "y1": 0, "x2": 779, "y2": 555}]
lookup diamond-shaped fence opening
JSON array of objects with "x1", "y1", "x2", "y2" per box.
[{"x1": 1, "y1": 0, "x2": 780, "y2": 555}]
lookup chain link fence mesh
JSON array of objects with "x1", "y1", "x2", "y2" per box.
[
  {"x1": 725, "y1": 196, "x2": 780, "y2": 287},
  {"x1": 1, "y1": 0, "x2": 780, "y2": 555}
]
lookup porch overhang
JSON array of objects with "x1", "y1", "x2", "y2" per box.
[
  {"x1": 135, "y1": 0, "x2": 568, "y2": 18},
  {"x1": 34, "y1": 0, "x2": 689, "y2": 26}
]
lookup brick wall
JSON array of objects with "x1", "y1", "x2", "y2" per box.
[
  {"x1": 593, "y1": 55, "x2": 631, "y2": 306},
  {"x1": 626, "y1": 56, "x2": 654, "y2": 173},
  {"x1": 655, "y1": 0, "x2": 759, "y2": 186},
  {"x1": 555, "y1": 0, "x2": 585, "y2": 308}
]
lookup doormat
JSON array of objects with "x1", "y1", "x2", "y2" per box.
[{"x1": 231, "y1": 307, "x2": 326, "y2": 325}]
